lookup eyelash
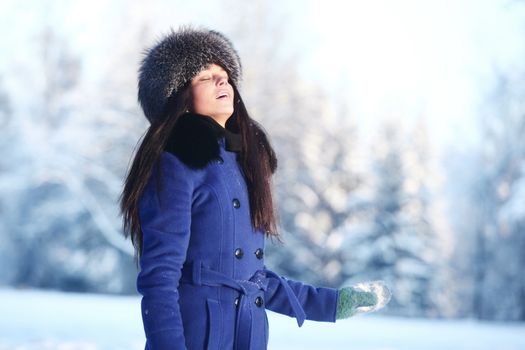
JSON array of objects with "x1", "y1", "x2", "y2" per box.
[{"x1": 200, "y1": 75, "x2": 227, "y2": 81}]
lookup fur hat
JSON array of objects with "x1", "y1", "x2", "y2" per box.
[{"x1": 138, "y1": 25, "x2": 242, "y2": 124}]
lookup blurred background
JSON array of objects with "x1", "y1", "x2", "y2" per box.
[{"x1": 1, "y1": 0, "x2": 525, "y2": 349}]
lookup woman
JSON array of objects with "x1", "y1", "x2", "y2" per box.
[{"x1": 120, "y1": 26, "x2": 390, "y2": 350}]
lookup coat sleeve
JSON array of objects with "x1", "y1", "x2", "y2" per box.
[
  {"x1": 262, "y1": 266, "x2": 339, "y2": 324},
  {"x1": 136, "y1": 151, "x2": 193, "y2": 349}
]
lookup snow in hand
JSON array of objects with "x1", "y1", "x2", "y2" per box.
[{"x1": 0, "y1": 287, "x2": 524, "y2": 350}]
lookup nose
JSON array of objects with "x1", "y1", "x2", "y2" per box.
[{"x1": 217, "y1": 76, "x2": 228, "y2": 86}]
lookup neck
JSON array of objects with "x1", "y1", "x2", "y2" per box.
[{"x1": 208, "y1": 114, "x2": 231, "y2": 128}]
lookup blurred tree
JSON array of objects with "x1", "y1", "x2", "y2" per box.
[
  {"x1": 0, "y1": 77, "x2": 18, "y2": 285},
  {"x1": 346, "y1": 119, "x2": 452, "y2": 317},
  {"x1": 469, "y1": 72, "x2": 525, "y2": 321},
  {"x1": 4, "y1": 26, "x2": 135, "y2": 293}
]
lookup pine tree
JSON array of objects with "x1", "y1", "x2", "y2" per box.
[
  {"x1": 344, "y1": 119, "x2": 451, "y2": 317},
  {"x1": 470, "y1": 73, "x2": 525, "y2": 321}
]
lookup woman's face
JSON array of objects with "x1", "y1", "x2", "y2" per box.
[{"x1": 190, "y1": 63, "x2": 234, "y2": 127}]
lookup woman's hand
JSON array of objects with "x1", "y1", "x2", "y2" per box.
[{"x1": 336, "y1": 281, "x2": 392, "y2": 319}]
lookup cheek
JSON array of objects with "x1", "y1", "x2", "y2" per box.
[{"x1": 191, "y1": 86, "x2": 210, "y2": 113}]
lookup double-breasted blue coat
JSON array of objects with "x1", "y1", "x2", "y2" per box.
[{"x1": 137, "y1": 112, "x2": 339, "y2": 349}]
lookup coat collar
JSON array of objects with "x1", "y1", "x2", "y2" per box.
[
  {"x1": 198, "y1": 113, "x2": 242, "y2": 153},
  {"x1": 165, "y1": 112, "x2": 242, "y2": 169}
]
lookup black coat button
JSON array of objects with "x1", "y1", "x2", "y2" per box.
[
  {"x1": 234, "y1": 248, "x2": 244, "y2": 259},
  {"x1": 255, "y1": 296, "x2": 263, "y2": 307},
  {"x1": 215, "y1": 156, "x2": 224, "y2": 164},
  {"x1": 234, "y1": 297, "x2": 240, "y2": 307},
  {"x1": 232, "y1": 198, "x2": 240, "y2": 208},
  {"x1": 254, "y1": 248, "x2": 264, "y2": 259}
]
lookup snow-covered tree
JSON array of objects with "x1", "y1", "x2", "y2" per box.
[
  {"x1": 342, "y1": 119, "x2": 453, "y2": 317},
  {"x1": 1, "y1": 25, "x2": 136, "y2": 293},
  {"x1": 268, "y1": 92, "x2": 366, "y2": 288},
  {"x1": 468, "y1": 72, "x2": 525, "y2": 321},
  {"x1": 0, "y1": 77, "x2": 18, "y2": 285}
]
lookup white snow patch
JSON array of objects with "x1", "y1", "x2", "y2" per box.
[{"x1": 0, "y1": 287, "x2": 524, "y2": 350}]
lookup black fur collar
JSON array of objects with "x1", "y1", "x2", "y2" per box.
[{"x1": 165, "y1": 112, "x2": 241, "y2": 169}]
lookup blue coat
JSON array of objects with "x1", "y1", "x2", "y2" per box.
[{"x1": 137, "y1": 113, "x2": 339, "y2": 349}]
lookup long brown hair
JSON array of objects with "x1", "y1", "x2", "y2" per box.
[{"x1": 119, "y1": 81, "x2": 280, "y2": 267}]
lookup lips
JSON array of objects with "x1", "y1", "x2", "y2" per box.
[{"x1": 216, "y1": 91, "x2": 230, "y2": 99}]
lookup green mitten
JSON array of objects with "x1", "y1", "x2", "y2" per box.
[{"x1": 336, "y1": 280, "x2": 392, "y2": 320}]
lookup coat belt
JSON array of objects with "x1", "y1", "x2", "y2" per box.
[{"x1": 180, "y1": 260, "x2": 307, "y2": 349}]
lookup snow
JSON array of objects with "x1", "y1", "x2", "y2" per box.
[{"x1": 1, "y1": 287, "x2": 524, "y2": 350}]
